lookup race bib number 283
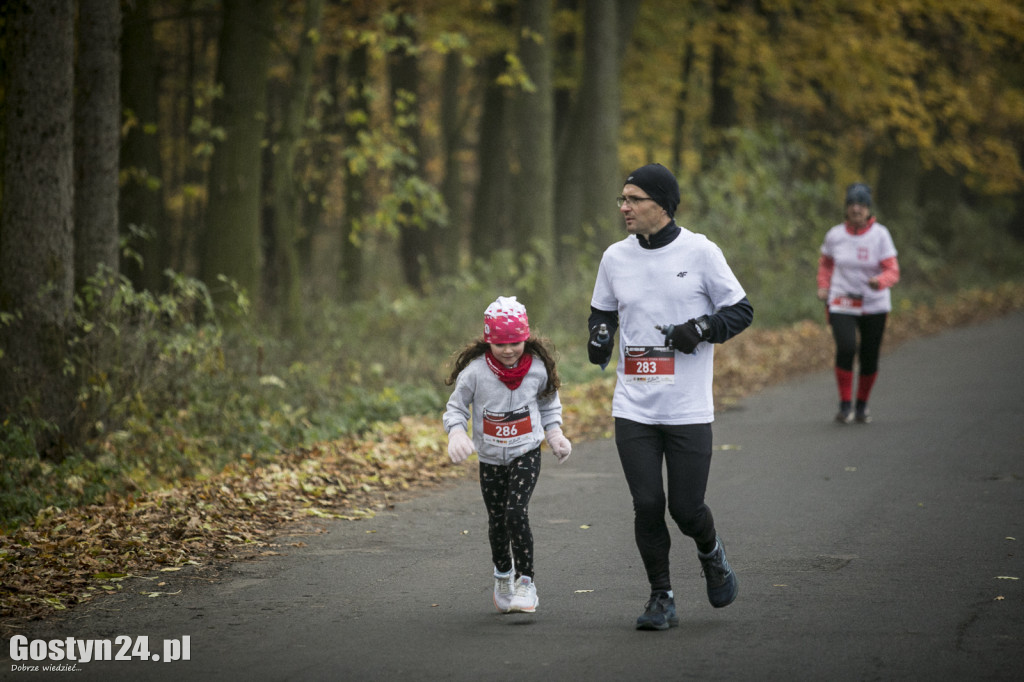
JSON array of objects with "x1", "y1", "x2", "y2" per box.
[{"x1": 623, "y1": 346, "x2": 675, "y2": 384}]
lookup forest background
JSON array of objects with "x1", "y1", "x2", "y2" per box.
[{"x1": 1, "y1": 0, "x2": 1023, "y2": 531}]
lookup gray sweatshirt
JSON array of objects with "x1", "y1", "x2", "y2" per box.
[{"x1": 443, "y1": 355, "x2": 563, "y2": 465}]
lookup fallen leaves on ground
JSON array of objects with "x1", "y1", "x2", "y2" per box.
[
  {"x1": 2, "y1": 283, "x2": 1021, "y2": 626},
  {"x1": 0, "y1": 418, "x2": 465, "y2": 625}
]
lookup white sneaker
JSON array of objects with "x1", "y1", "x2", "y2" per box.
[
  {"x1": 508, "y1": 576, "x2": 538, "y2": 613},
  {"x1": 493, "y1": 568, "x2": 514, "y2": 612}
]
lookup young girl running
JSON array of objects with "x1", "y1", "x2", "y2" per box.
[{"x1": 443, "y1": 296, "x2": 572, "y2": 614}]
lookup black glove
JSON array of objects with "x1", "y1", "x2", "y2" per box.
[
  {"x1": 588, "y1": 324, "x2": 613, "y2": 366},
  {"x1": 660, "y1": 316, "x2": 710, "y2": 354}
]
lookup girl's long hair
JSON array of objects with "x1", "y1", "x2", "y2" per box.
[{"x1": 445, "y1": 337, "x2": 561, "y2": 399}]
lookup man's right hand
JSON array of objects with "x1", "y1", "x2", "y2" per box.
[{"x1": 588, "y1": 325, "x2": 613, "y2": 366}]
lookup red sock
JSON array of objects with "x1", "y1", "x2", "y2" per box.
[
  {"x1": 835, "y1": 368, "x2": 854, "y2": 402},
  {"x1": 857, "y1": 372, "x2": 878, "y2": 403}
]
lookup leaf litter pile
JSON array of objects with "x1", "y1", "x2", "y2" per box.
[{"x1": 2, "y1": 285, "x2": 1021, "y2": 626}]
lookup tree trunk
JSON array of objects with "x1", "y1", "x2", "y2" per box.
[
  {"x1": 341, "y1": 33, "x2": 369, "y2": 300},
  {"x1": 178, "y1": 2, "x2": 216, "y2": 278},
  {"x1": 388, "y1": 5, "x2": 433, "y2": 293},
  {"x1": 918, "y1": 165, "x2": 961, "y2": 248},
  {"x1": 201, "y1": 0, "x2": 273, "y2": 308},
  {"x1": 671, "y1": 42, "x2": 695, "y2": 174},
  {"x1": 270, "y1": 0, "x2": 324, "y2": 335},
  {"x1": 584, "y1": 0, "x2": 637, "y2": 237},
  {"x1": 874, "y1": 142, "x2": 922, "y2": 223},
  {"x1": 512, "y1": 0, "x2": 555, "y2": 280},
  {"x1": 1010, "y1": 139, "x2": 1024, "y2": 243},
  {"x1": 556, "y1": 0, "x2": 632, "y2": 255},
  {"x1": 439, "y1": 50, "x2": 465, "y2": 276},
  {"x1": 302, "y1": 49, "x2": 339, "y2": 299},
  {"x1": 74, "y1": 0, "x2": 122, "y2": 290},
  {"x1": 471, "y1": 3, "x2": 516, "y2": 260},
  {"x1": 553, "y1": 0, "x2": 578, "y2": 154},
  {"x1": 706, "y1": 4, "x2": 741, "y2": 163},
  {"x1": 120, "y1": 0, "x2": 168, "y2": 292},
  {"x1": 709, "y1": 41, "x2": 738, "y2": 130},
  {"x1": 0, "y1": 0, "x2": 76, "y2": 453}
]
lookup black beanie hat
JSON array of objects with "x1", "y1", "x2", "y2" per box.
[
  {"x1": 625, "y1": 163, "x2": 680, "y2": 217},
  {"x1": 845, "y1": 182, "x2": 872, "y2": 207}
]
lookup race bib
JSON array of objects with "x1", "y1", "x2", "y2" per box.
[
  {"x1": 830, "y1": 294, "x2": 864, "y2": 314},
  {"x1": 623, "y1": 346, "x2": 675, "y2": 384},
  {"x1": 482, "y1": 406, "x2": 534, "y2": 447}
]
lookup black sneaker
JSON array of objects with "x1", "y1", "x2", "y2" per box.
[
  {"x1": 635, "y1": 591, "x2": 678, "y2": 630},
  {"x1": 698, "y1": 537, "x2": 738, "y2": 608},
  {"x1": 855, "y1": 406, "x2": 872, "y2": 423}
]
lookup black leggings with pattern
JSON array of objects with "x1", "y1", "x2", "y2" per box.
[{"x1": 478, "y1": 447, "x2": 541, "y2": 580}]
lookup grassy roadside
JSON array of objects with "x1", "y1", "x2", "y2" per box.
[{"x1": 2, "y1": 282, "x2": 1022, "y2": 626}]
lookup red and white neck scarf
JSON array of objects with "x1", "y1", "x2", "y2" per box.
[{"x1": 485, "y1": 351, "x2": 533, "y2": 391}]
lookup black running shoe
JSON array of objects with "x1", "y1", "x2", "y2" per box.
[
  {"x1": 699, "y1": 537, "x2": 738, "y2": 608},
  {"x1": 635, "y1": 592, "x2": 678, "y2": 630}
]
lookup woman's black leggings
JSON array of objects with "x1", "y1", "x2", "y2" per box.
[
  {"x1": 829, "y1": 312, "x2": 888, "y2": 374},
  {"x1": 479, "y1": 447, "x2": 541, "y2": 580},
  {"x1": 615, "y1": 419, "x2": 717, "y2": 594}
]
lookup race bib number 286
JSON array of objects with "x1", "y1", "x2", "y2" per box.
[{"x1": 482, "y1": 406, "x2": 534, "y2": 447}]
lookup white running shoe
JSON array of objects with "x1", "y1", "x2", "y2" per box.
[
  {"x1": 508, "y1": 576, "x2": 538, "y2": 613},
  {"x1": 493, "y1": 568, "x2": 515, "y2": 612}
]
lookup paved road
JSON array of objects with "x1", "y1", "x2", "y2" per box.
[{"x1": 4, "y1": 313, "x2": 1023, "y2": 681}]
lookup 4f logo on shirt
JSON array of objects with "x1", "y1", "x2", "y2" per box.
[
  {"x1": 676, "y1": 271, "x2": 687, "y2": 278},
  {"x1": 857, "y1": 247, "x2": 869, "y2": 261}
]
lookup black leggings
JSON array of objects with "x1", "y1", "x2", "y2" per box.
[
  {"x1": 829, "y1": 312, "x2": 888, "y2": 374},
  {"x1": 478, "y1": 448, "x2": 541, "y2": 580},
  {"x1": 615, "y1": 419, "x2": 717, "y2": 594}
]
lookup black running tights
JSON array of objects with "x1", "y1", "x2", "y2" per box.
[
  {"x1": 615, "y1": 419, "x2": 717, "y2": 594},
  {"x1": 829, "y1": 312, "x2": 888, "y2": 374}
]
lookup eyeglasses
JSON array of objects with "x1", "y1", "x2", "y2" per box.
[{"x1": 616, "y1": 195, "x2": 655, "y2": 208}]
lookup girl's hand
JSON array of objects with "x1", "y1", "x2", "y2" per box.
[
  {"x1": 447, "y1": 429, "x2": 475, "y2": 464},
  {"x1": 817, "y1": 287, "x2": 829, "y2": 301},
  {"x1": 545, "y1": 427, "x2": 572, "y2": 464}
]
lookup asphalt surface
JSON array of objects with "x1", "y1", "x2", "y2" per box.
[{"x1": 4, "y1": 312, "x2": 1023, "y2": 681}]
